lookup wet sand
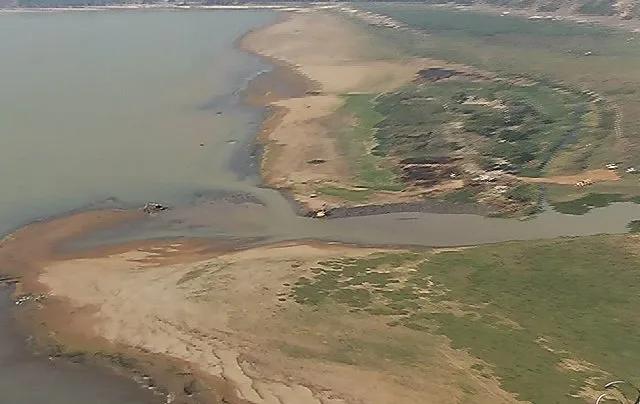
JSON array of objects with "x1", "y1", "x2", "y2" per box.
[{"x1": 0, "y1": 285, "x2": 165, "y2": 404}]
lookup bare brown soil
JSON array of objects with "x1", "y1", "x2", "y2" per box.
[{"x1": 519, "y1": 168, "x2": 620, "y2": 185}]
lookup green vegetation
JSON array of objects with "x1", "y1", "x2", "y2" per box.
[
  {"x1": 317, "y1": 186, "x2": 372, "y2": 202},
  {"x1": 576, "y1": 0, "x2": 617, "y2": 16},
  {"x1": 551, "y1": 192, "x2": 629, "y2": 214},
  {"x1": 627, "y1": 219, "x2": 640, "y2": 232},
  {"x1": 537, "y1": 0, "x2": 564, "y2": 11},
  {"x1": 442, "y1": 188, "x2": 480, "y2": 203},
  {"x1": 379, "y1": 80, "x2": 590, "y2": 175},
  {"x1": 354, "y1": 4, "x2": 634, "y2": 169},
  {"x1": 505, "y1": 183, "x2": 538, "y2": 203},
  {"x1": 333, "y1": 94, "x2": 403, "y2": 191},
  {"x1": 292, "y1": 236, "x2": 640, "y2": 403}
]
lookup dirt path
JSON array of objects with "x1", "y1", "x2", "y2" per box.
[{"x1": 520, "y1": 169, "x2": 620, "y2": 185}]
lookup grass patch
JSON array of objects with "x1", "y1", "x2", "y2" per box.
[
  {"x1": 317, "y1": 186, "x2": 373, "y2": 202},
  {"x1": 442, "y1": 188, "x2": 480, "y2": 204},
  {"x1": 627, "y1": 219, "x2": 640, "y2": 233},
  {"x1": 374, "y1": 79, "x2": 590, "y2": 177},
  {"x1": 551, "y1": 193, "x2": 626, "y2": 214},
  {"x1": 576, "y1": 0, "x2": 617, "y2": 16},
  {"x1": 353, "y1": 4, "x2": 635, "y2": 174},
  {"x1": 290, "y1": 236, "x2": 640, "y2": 402},
  {"x1": 335, "y1": 94, "x2": 403, "y2": 191}
]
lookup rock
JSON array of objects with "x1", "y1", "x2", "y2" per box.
[
  {"x1": 143, "y1": 202, "x2": 169, "y2": 214},
  {"x1": 183, "y1": 380, "x2": 196, "y2": 397}
]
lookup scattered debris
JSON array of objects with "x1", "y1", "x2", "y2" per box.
[
  {"x1": 143, "y1": 202, "x2": 169, "y2": 214},
  {"x1": 14, "y1": 293, "x2": 45, "y2": 306},
  {"x1": 183, "y1": 380, "x2": 196, "y2": 397},
  {"x1": 472, "y1": 174, "x2": 497, "y2": 183},
  {"x1": 575, "y1": 179, "x2": 594, "y2": 187},
  {"x1": 0, "y1": 275, "x2": 20, "y2": 286}
]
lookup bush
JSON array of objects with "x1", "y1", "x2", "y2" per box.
[{"x1": 506, "y1": 184, "x2": 538, "y2": 203}]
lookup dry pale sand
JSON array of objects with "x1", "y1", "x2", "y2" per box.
[
  {"x1": 37, "y1": 240, "x2": 524, "y2": 404},
  {"x1": 241, "y1": 12, "x2": 443, "y2": 210}
]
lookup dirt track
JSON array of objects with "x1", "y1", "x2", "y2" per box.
[{"x1": 520, "y1": 169, "x2": 620, "y2": 185}]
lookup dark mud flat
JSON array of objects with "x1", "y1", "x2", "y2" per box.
[
  {"x1": 314, "y1": 200, "x2": 488, "y2": 219},
  {"x1": 0, "y1": 286, "x2": 160, "y2": 404}
]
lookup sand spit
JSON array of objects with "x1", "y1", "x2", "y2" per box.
[
  {"x1": 239, "y1": 11, "x2": 443, "y2": 212},
  {"x1": 33, "y1": 234, "x2": 521, "y2": 404},
  {"x1": 39, "y1": 243, "x2": 373, "y2": 404},
  {"x1": 0, "y1": 204, "x2": 523, "y2": 404}
]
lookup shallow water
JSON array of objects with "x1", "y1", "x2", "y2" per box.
[
  {"x1": 0, "y1": 287, "x2": 160, "y2": 404},
  {"x1": 0, "y1": 10, "x2": 276, "y2": 236},
  {"x1": 0, "y1": 9, "x2": 278, "y2": 403}
]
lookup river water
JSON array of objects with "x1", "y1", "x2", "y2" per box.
[
  {"x1": 0, "y1": 9, "x2": 278, "y2": 404},
  {"x1": 2, "y1": 8, "x2": 640, "y2": 403}
]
